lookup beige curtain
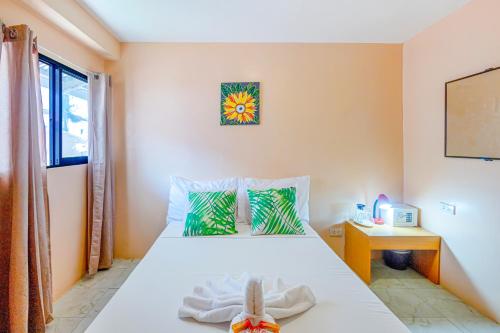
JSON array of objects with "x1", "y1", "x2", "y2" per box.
[
  {"x1": 0, "y1": 25, "x2": 53, "y2": 332},
  {"x1": 87, "y1": 73, "x2": 114, "y2": 275},
  {"x1": 0, "y1": 24, "x2": 3, "y2": 60}
]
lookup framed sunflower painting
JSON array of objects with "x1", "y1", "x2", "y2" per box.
[{"x1": 220, "y1": 82, "x2": 260, "y2": 125}]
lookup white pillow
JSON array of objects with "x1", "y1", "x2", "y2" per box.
[
  {"x1": 166, "y1": 176, "x2": 238, "y2": 224},
  {"x1": 238, "y1": 176, "x2": 310, "y2": 224}
]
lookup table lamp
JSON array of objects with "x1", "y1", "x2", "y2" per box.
[{"x1": 373, "y1": 194, "x2": 391, "y2": 225}]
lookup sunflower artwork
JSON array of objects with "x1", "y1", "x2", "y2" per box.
[{"x1": 220, "y1": 82, "x2": 260, "y2": 125}]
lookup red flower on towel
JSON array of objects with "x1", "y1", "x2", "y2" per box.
[{"x1": 232, "y1": 319, "x2": 280, "y2": 333}]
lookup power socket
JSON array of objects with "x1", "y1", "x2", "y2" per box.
[
  {"x1": 440, "y1": 202, "x2": 456, "y2": 215},
  {"x1": 329, "y1": 224, "x2": 343, "y2": 237}
]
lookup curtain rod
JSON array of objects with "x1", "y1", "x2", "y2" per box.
[
  {"x1": 38, "y1": 46, "x2": 94, "y2": 75},
  {"x1": 0, "y1": 19, "x2": 97, "y2": 75}
]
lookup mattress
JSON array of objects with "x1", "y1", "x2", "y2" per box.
[
  {"x1": 86, "y1": 222, "x2": 409, "y2": 332},
  {"x1": 159, "y1": 221, "x2": 319, "y2": 238}
]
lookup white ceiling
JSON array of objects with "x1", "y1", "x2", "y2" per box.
[{"x1": 78, "y1": 0, "x2": 470, "y2": 43}]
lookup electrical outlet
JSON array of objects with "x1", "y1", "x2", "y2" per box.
[
  {"x1": 440, "y1": 202, "x2": 456, "y2": 215},
  {"x1": 329, "y1": 224, "x2": 343, "y2": 237}
]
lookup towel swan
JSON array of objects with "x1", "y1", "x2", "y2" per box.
[
  {"x1": 178, "y1": 273, "x2": 316, "y2": 326},
  {"x1": 229, "y1": 278, "x2": 280, "y2": 333}
]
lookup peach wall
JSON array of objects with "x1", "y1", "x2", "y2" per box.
[
  {"x1": 105, "y1": 43, "x2": 403, "y2": 259},
  {"x1": 0, "y1": 0, "x2": 104, "y2": 72},
  {"x1": 1, "y1": 0, "x2": 105, "y2": 299},
  {"x1": 47, "y1": 165, "x2": 87, "y2": 300},
  {"x1": 19, "y1": 0, "x2": 120, "y2": 59},
  {"x1": 403, "y1": 0, "x2": 500, "y2": 322}
]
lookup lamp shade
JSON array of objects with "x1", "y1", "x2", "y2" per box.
[{"x1": 373, "y1": 194, "x2": 391, "y2": 221}]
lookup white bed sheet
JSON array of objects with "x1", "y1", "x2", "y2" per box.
[
  {"x1": 87, "y1": 223, "x2": 409, "y2": 333},
  {"x1": 159, "y1": 221, "x2": 318, "y2": 238}
]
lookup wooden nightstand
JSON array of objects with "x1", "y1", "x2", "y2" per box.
[{"x1": 344, "y1": 221, "x2": 441, "y2": 285}]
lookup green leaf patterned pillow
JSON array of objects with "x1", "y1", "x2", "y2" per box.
[
  {"x1": 183, "y1": 190, "x2": 238, "y2": 236},
  {"x1": 248, "y1": 187, "x2": 305, "y2": 235}
]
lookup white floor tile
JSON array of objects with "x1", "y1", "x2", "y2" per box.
[
  {"x1": 77, "y1": 267, "x2": 130, "y2": 289},
  {"x1": 45, "y1": 317, "x2": 82, "y2": 333},
  {"x1": 53, "y1": 286, "x2": 108, "y2": 318},
  {"x1": 424, "y1": 296, "x2": 484, "y2": 319},
  {"x1": 72, "y1": 315, "x2": 97, "y2": 333},
  {"x1": 371, "y1": 288, "x2": 444, "y2": 318},
  {"x1": 370, "y1": 262, "x2": 499, "y2": 332},
  {"x1": 449, "y1": 317, "x2": 500, "y2": 333},
  {"x1": 400, "y1": 277, "x2": 439, "y2": 289},
  {"x1": 401, "y1": 317, "x2": 463, "y2": 333},
  {"x1": 50, "y1": 259, "x2": 138, "y2": 332},
  {"x1": 112, "y1": 258, "x2": 140, "y2": 269}
]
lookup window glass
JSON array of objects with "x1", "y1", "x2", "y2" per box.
[
  {"x1": 61, "y1": 71, "x2": 89, "y2": 158},
  {"x1": 39, "y1": 61, "x2": 51, "y2": 165},
  {"x1": 38, "y1": 54, "x2": 88, "y2": 167}
]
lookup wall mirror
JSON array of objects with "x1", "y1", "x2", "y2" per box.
[{"x1": 445, "y1": 67, "x2": 500, "y2": 160}]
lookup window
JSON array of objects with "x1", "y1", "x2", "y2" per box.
[{"x1": 39, "y1": 54, "x2": 89, "y2": 167}]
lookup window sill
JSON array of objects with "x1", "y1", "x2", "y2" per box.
[{"x1": 47, "y1": 160, "x2": 88, "y2": 169}]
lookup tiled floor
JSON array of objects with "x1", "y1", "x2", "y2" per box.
[
  {"x1": 46, "y1": 259, "x2": 140, "y2": 333},
  {"x1": 47, "y1": 259, "x2": 499, "y2": 333},
  {"x1": 369, "y1": 260, "x2": 500, "y2": 333}
]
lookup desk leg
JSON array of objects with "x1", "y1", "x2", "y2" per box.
[
  {"x1": 411, "y1": 250, "x2": 440, "y2": 284},
  {"x1": 345, "y1": 224, "x2": 371, "y2": 284}
]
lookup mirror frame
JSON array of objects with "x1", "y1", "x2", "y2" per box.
[{"x1": 445, "y1": 66, "x2": 500, "y2": 161}]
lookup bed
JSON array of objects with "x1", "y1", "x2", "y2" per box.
[{"x1": 86, "y1": 221, "x2": 410, "y2": 332}]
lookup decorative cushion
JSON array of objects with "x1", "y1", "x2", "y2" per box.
[
  {"x1": 238, "y1": 176, "x2": 310, "y2": 224},
  {"x1": 183, "y1": 190, "x2": 238, "y2": 236},
  {"x1": 167, "y1": 176, "x2": 239, "y2": 224},
  {"x1": 248, "y1": 187, "x2": 305, "y2": 235}
]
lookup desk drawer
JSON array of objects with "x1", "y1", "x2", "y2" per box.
[{"x1": 369, "y1": 236, "x2": 440, "y2": 250}]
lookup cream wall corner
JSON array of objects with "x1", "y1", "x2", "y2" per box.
[
  {"x1": 48, "y1": 165, "x2": 87, "y2": 300},
  {"x1": 403, "y1": 0, "x2": 500, "y2": 322},
  {"x1": 0, "y1": 0, "x2": 107, "y2": 299},
  {"x1": 105, "y1": 43, "x2": 403, "y2": 259},
  {"x1": 7, "y1": 0, "x2": 498, "y2": 322}
]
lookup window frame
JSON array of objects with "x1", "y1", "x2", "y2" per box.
[{"x1": 39, "y1": 54, "x2": 89, "y2": 168}]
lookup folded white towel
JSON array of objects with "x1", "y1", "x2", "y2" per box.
[
  {"x1": 229, "y1": 277, "x2": 276, "y2": 333},
  {"x1": 178, "y1": 273, "x2": 316, "y2": 324}
]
